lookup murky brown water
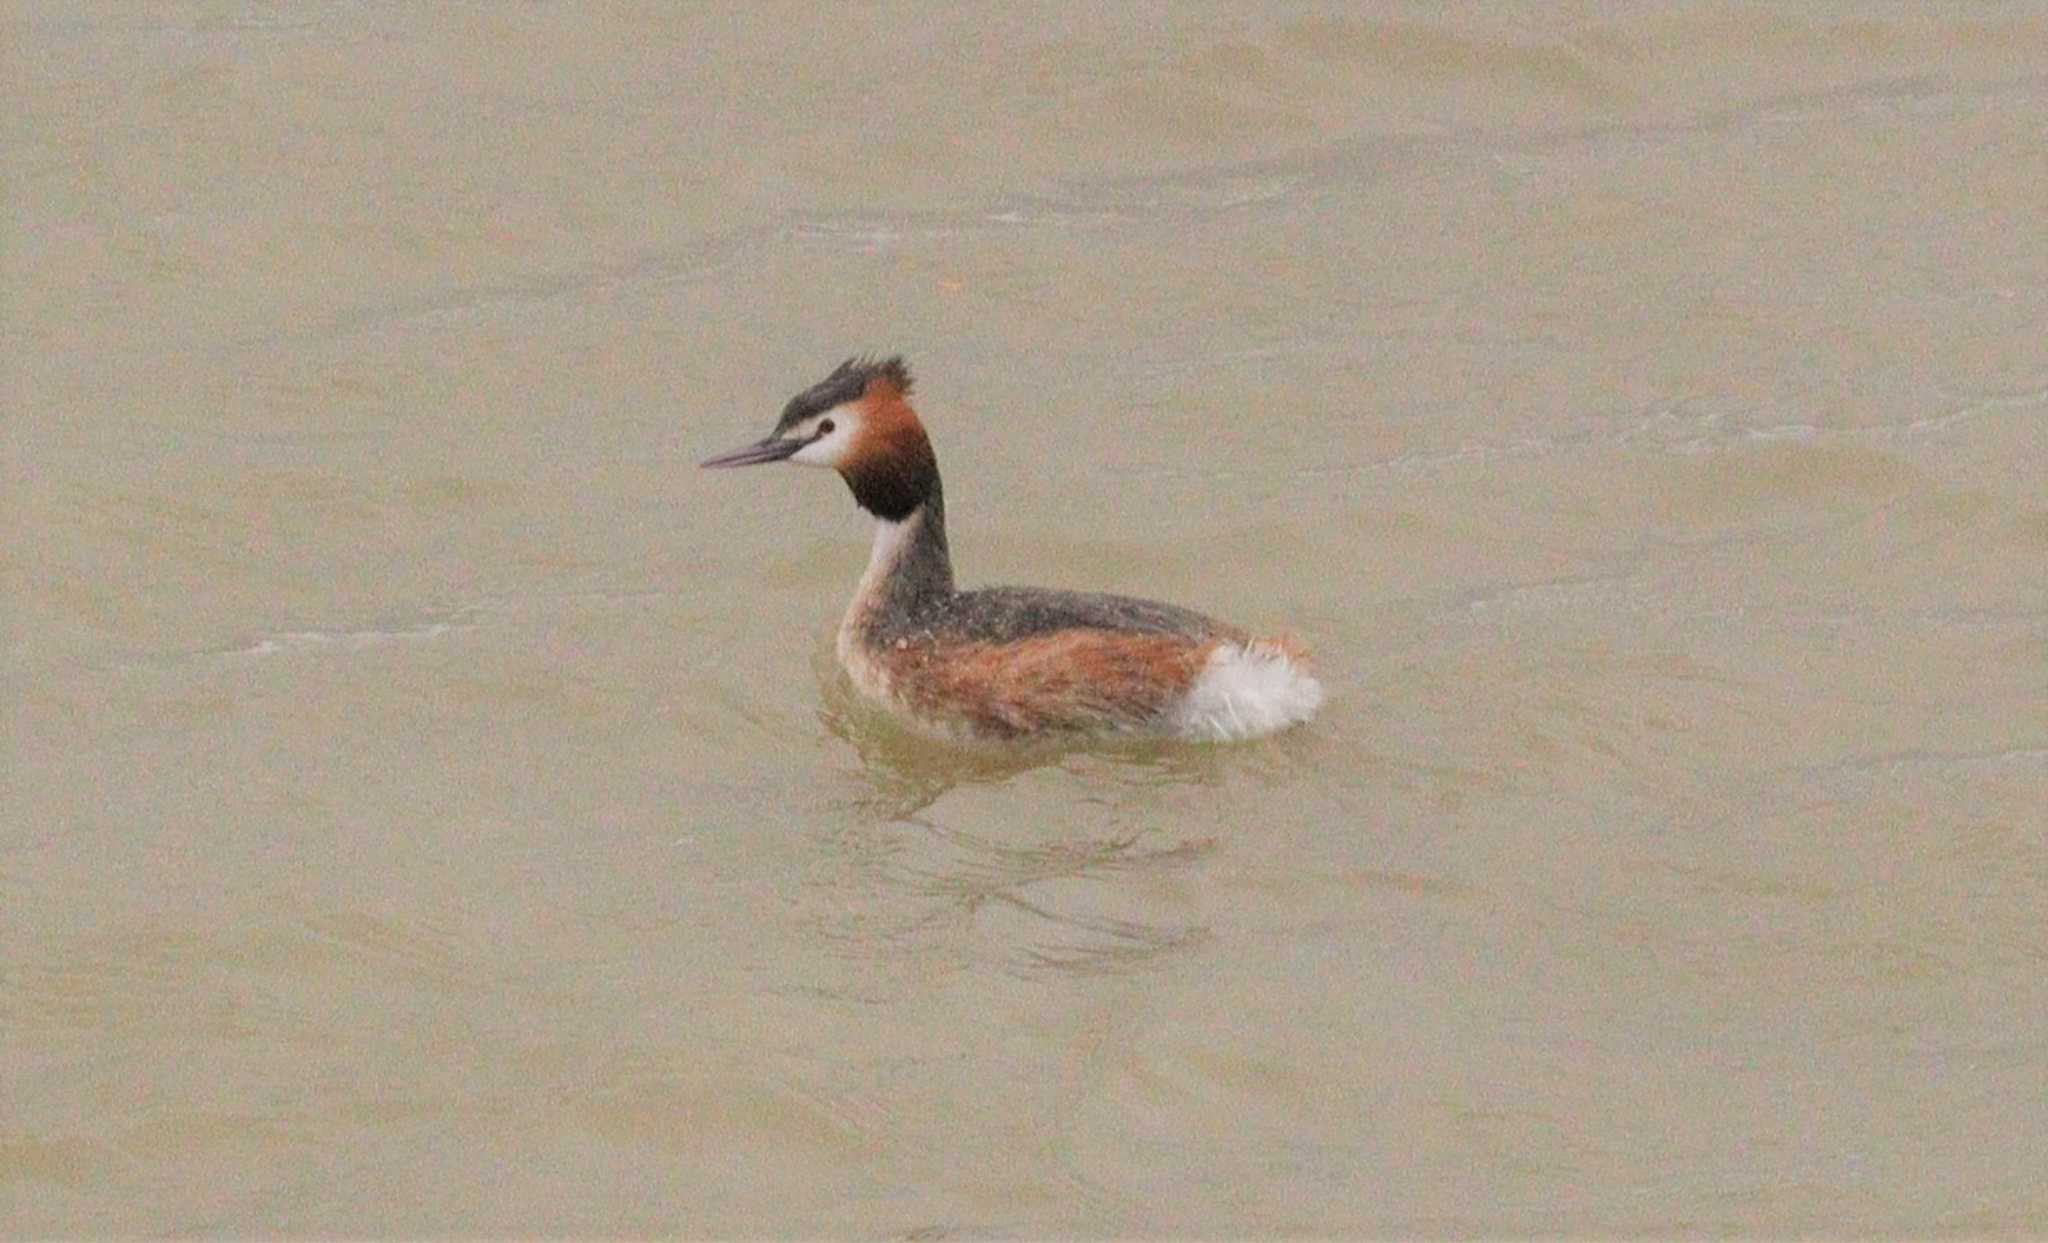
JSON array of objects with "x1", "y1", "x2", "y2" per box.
[{"x1": 6, "y1": 4, "x2": 2047, "y2": 1237}]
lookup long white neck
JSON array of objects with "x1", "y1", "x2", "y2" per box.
[
  {"x1": 855, "y1": 513, "x2": 920, "y2": 605},
  {"x1": 840, "y1": 498, "x2": 955, "y2": 640}
]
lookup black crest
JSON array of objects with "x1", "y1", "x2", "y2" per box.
[{"x1": 774, "y1": 355, "x2": 914, "y2": 435}]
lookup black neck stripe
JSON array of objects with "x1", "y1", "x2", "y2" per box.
[{"x1": 845, "y1": 446, "x2": 937, "y2": 521}]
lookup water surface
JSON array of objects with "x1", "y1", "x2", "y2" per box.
[{"x1": 5, "y1": 4, "x2": 2046, "y2": 1236}]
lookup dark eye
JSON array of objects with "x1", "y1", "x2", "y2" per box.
[{"x1": 817, "y1": 419, "x2": 835, "y2": 436}]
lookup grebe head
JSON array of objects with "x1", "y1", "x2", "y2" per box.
[{"x1": 702, "y1": 355, "x2": 937, "y2": 521}]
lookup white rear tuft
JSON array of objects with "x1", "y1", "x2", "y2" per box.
[{"x1": 1171, "y1": 640, "x2": 1324, "y2": 742}]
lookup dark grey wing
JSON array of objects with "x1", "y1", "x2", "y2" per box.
[{"x1": 934, "y1": 586, "x2": 1234, "y2": 644}]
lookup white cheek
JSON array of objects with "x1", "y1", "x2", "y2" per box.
[
  {"x1": 788, "y1": 411, "x2": 859, "y2": 468},
  {"x1": 789, "y1": 432, "x2": 842, "y2": 467}
]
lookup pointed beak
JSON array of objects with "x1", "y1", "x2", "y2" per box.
[{"x1": 700, "y1": 435, "x2": 802, "y2": 468}]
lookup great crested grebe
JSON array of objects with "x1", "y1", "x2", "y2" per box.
[{"x1": 703, "y1": 356, "x2": 1323, "y2": 742}]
